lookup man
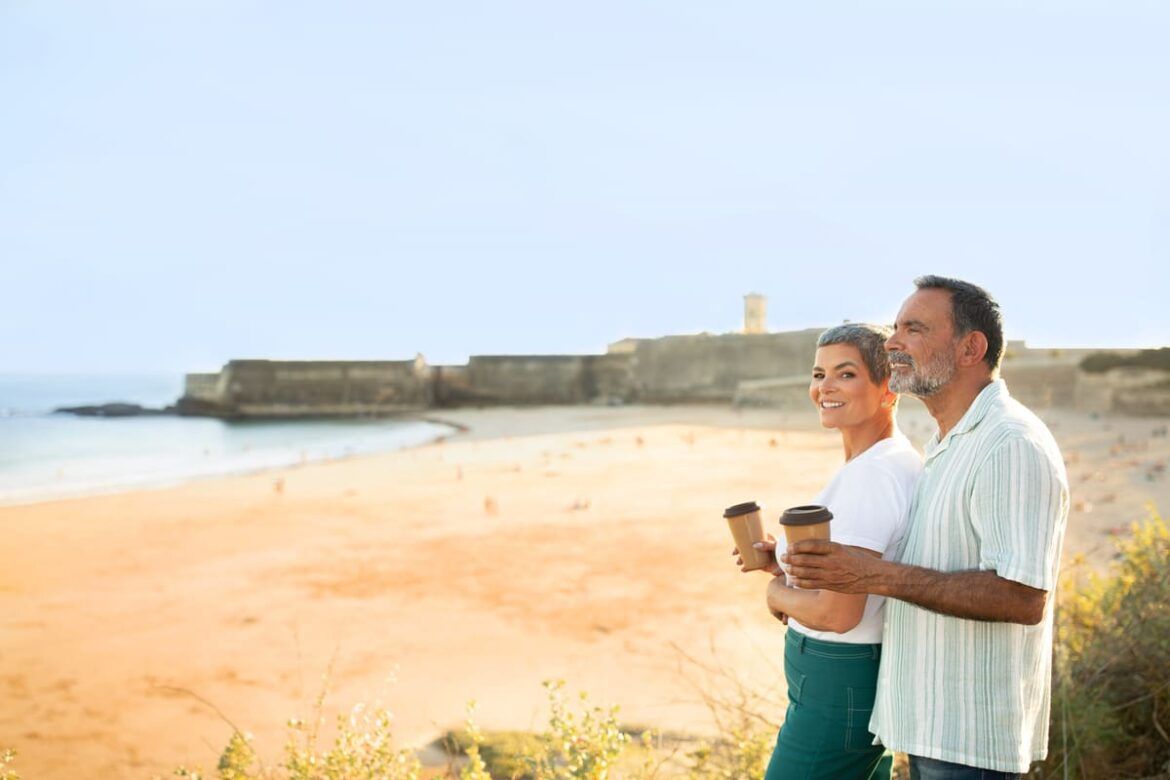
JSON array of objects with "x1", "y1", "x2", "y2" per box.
[{"x1": 783, "y1": 276, "x2": 1069, "y2": 779}]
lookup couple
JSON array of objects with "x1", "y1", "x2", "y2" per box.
[{"x1": 739, "y1": 276, "x2": 1069, "y2": 780}]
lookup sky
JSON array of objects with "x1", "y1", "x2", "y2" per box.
[{"x1": 2, "y1": 1, "x2": 1168, "y2": 373}]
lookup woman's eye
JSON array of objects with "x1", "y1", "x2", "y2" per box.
[
  {"x1": 812, "y1": 372, "x2": 824, "y2": 380},
  {"x1": 840, "y1": 372, "x2": 855, "y2": 379}
]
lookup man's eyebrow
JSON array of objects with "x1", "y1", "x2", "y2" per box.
[{"x1": 898, "y1": 318, "x2": 928, "y2": 329}]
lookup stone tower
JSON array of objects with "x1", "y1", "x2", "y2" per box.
[{"x1": 743, "y1": 293, "x2": 767, "y2": 334}]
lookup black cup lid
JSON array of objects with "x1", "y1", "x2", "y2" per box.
[
  {"x1": 723, "y1": 501, "x2": 760, "y2": 518},
  {"x1": 779, "y1": 504, "x2": 833, "y2": 526}
]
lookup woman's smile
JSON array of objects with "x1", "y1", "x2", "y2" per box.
[{"x1": 809, "y1": 343, "x2": 888, "y2": 430}]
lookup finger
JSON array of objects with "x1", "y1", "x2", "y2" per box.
[
  {"x1": 787, "y1": 539, "x2": 834, "y2": 555},
  {"x1": 731, "y1": 547, "x2": 739, "y2": 556},
  {"x1": 780, "y1": 614, "x2": 789, "y2": 625},
  {"x1": 783, "y1": 553, "x2": 828, "y2": 569},
  {"x1": 752, "y1": 540, "x2": 777, "y2": 551},
  {"x1": 786, "y1": 566, "x2": 822, "y2": 582}
]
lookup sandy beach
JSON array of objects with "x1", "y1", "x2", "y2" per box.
[{"x1": 2, "y1": 403, "x2": 1168, "y2": 778}]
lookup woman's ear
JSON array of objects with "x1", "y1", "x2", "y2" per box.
[{"x1": 880, "y1": 381, "x2": 897, "y2": 409}]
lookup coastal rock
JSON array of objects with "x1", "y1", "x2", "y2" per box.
[
  {"x1": 172, "y1": 396, "x2": 231, "y2": 417},
  {"x1": 54, "y1": 402, "x2": 171, "y2": 417}
]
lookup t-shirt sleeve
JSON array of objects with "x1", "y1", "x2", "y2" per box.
[
  {"x1": 825, "y1": 463, "x2": 909, "y2": 556},
  {"x1": 970, "y1": 435, "x2": 1068, "y2": 591}
]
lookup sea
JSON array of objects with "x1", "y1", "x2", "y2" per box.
[{"x1": 0, "y1": 373, "x2": 458, "y2": 506}]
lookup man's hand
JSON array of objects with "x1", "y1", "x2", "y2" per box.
[{"x1": 781, "y1": 539, "x2": 886, "y2": 593}]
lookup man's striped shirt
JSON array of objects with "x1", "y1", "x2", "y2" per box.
[{"x1": 869, "y1": 380, "x2": 1069, "y2": 773}]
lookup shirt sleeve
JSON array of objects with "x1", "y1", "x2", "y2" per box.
[
  {"x1": 969, "y1": 435, "x2": 1068, "y2": 591},
  {"x1": 825, "y1": 463, "x2": 909, "y2": 556}
]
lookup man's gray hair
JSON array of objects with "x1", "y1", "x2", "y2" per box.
[
  {"x1": 817, "y1": 323, "x2": 894, "y2": 383},
  {"x1": 913, "y1": 275, "x2": 1005, "y2": 371}
]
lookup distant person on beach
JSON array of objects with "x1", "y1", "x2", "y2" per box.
[
  {"x1": 784, "y1": 276, "x2": 1070, "y2": 779},
  {"x1": 734, "y1": 322, "x2": 923, "y2": 780}
]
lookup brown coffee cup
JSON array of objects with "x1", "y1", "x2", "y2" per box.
[
  {"x1": 779, "y1": 504, "x2": 833, "y2": 545},
  {"x1": 724, "y1": 501, "x2": 770, "y2": 571},
  {"x1": 779, "y1": 506, "x2": 833, "y2": 588}
]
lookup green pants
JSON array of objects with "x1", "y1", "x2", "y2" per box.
[{"x1": 764, "y1": 629, "x2": 893, "y2": 780}]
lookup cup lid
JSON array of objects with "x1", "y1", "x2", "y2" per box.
[
  {"x1": 723, "y1": 501, "x2": 760, "y2": 518},
  {"x1": 780, "y1": 504, "x2": 833, "y2": 526}
]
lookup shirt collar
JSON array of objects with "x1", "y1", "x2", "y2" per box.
[{"x1": 924, "y1": 379, "x2": 1007, "y2": 459}]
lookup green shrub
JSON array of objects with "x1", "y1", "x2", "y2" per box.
[
  {"x1": 683, "y1": 726, "x2": 772, "y2": 780},
  {"x1": 440, "y1": 727, "x2": 544, "y2": 779},
  {"x1": 1080, "y1": 348, "x2": 1170, "y2": 374},
  {"x1": 170, "y1": 701, "x2": 422, "y2": 780},
  {"x1": 525, "y1": 680, "x2": 632, "y2": 780},
  {"x1": 1044, "y1": 508, "x2": 1170, "y2": 779},
  {"x1": 218, "y1": 732, "x2": 258, "y2": 780},
  {"x1": 169, "y1": 680, "x2": 659, "y2": 780},
  {"x1": 456, "y1": 702, "x2": 493, "y2": 780},
  {"x1": 1, "y1": 748, "x2": 19, "y2": 780}
]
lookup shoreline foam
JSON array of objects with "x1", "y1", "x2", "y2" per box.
[{"x1": 0, "y1": 417, "x2": 459, "y2": 508}]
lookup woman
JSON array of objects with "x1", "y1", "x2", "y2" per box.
[{"x1": 735, "y1": 323, "x2": 922, "y2": 780}]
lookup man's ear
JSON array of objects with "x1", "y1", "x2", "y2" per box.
[{"x1": 958, "y1": 331, "x2": 989, "y2": 368}]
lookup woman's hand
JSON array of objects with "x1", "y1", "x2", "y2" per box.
[
  {"x1": 731, "y1": 534, "x2": 782, "y2": 575},
  {"x1": 765, "y1": 574, "x2": 790, "y2": 624}
]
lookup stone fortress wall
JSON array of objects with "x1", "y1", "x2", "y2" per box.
[
  {"x1": 180, "y1": 330, "x2": 822, "y2": 417},
  {"x1": 178, "y1": 298, "x2": 1161, "y2": 418},
  {"x1": 629, "y1": 330, "x2": 821, "y2": 403},
  {"x1": 179, "y1": 358, "x2": 431, "y2": 418},
  {"x1": 183, "y1": 373, "x2": 221, "y2": 403}
]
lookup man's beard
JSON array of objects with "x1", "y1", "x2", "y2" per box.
[{"x1": 888, "y1": 349, "x2": 957, "y2": 397}]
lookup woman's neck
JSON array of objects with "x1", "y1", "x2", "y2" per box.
[{"x1": 840, "y1": 413, "x2": 897, "y2": 462}]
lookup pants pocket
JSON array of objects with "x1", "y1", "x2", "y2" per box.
[
  {"x1": 843, "y1": 685, "x2": 879, "y2": 752},
  {"x1": 786, "y1": 670, "x2": 807, "y2": 708}
]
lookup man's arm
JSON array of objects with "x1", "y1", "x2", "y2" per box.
[{"x1": 782, "y1": 540, "x2": 1047, "y2": 625}]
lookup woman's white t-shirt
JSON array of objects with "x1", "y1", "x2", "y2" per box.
[{"x1": 788, "y1": 434, "x2": 923, "y2": 645}]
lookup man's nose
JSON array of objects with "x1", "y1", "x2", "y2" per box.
[{"x1": 885, "y1": 333, "x2": 900, "y2": 352}]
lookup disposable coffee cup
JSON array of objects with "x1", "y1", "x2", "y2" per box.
[
  {"x1": 779, "y1": 505, "x2": 833, "y2": 587},
  {"x1": 724, "y1": 501, "x2": 770, "y2": 572},
  {"x1": 779, "y1": 505, "x2": 833, "y2": 545}
]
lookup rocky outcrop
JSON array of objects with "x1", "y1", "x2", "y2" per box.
[{"x1": 54, "y1": 403, "x2": 172, "y2": 417}]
